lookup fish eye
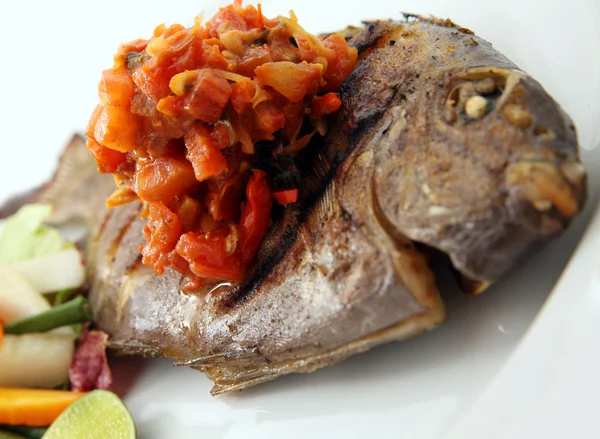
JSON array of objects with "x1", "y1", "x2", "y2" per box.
[{"x1": 444, "y1": 73, "x2": 506, "y2": 126}]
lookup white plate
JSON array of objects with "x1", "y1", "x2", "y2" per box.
[{"x1": 0, "y1": 0, "x2": 598, "y2": 438}]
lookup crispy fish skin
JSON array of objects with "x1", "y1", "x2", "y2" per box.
[{"x1": 15, "y1": 19, "x2": 585, "y2": 395}]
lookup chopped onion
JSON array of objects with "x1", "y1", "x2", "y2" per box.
[
  {"x1": 0, "y1": 260, "x2": 75, "y2": 388},
  {"x1": 217, "y1": 70, "x2": 249, "y2": 83},
  {"x1": 10, "y1": 249, "x2": 85, "y2": 294}
]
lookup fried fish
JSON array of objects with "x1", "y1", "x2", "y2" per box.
[{"x1": 10, "y1": 17, "x2": 586, "y2": 394}]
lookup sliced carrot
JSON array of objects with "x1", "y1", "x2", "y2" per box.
[
  {"x1": 0, "y1": 388, "x2": 85, "y2": 427},
  {"x1": 0, "y1": 319, "x2": 4, "y2": 348},
  {"x1": 273, "y1": 188, "x2": 299, "y2": 205}
]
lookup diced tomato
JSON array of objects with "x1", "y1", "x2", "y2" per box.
[
  {"x1": 234, "y1": 1, "x2": 264, "y2": 29},
  {"x1": 131, "y1": 62, "x2": 172, "y2": 103},
  {"x1": 141, "y1": 202, "x2": 182, "y2": 274},
  {"x1": 239, "y1": 169, "x2": 273, "y2": 263},
  {"x1": 132, "y1": 29, "x2": 205, "y2": 103},
  {"x1": 135, "y1": 156, "x2": 197, "y2": 202},
  {"x1": 206, "y1": 4, "x2": 248, "y2": 37},
  {"x1": 322, "y1": 34, "x2": 358, "y2": 91},
  {"x1": 200, "y1": 42, "x2": 231, "y2": 70},
  {"x1": 273, "y1": 188, "x2": 298, "y2": 205},
  {"x1": 185, "y1": 70, "x2": 232, "y2": 122},
  {"x1": 236, "y1": 47, "x2": 273, "y2": 77},
  {"x1": 311, "y1": 92, "x2": 342, "y2": 117},
  {"x1": 85, "y1": 104, "x2": 104, "y2": 139},
  {"x1": 152, "y1": 25, "x2": 204, "y2": 71},
  {"x1": 94, "y1": 105, "x2": 140, "y2": 152},
  {"x1": 184, "y1": 123, "x2": 228, "y2": 181},
  {"x1": 210, "y1": 121, "x2": 232, "y2": 150},
  {"x1": 255, "y1": 61, "x2": 323, "y2": 102},
  {"x1": 231, "y1": 78, "x2": 257, "y2": 114},
  {"x1": 161, "y1": 69, "x2": 232, "y2": 122},
  {"x1": 99, "y1": 68, "x2": 135, "y2": 108},
  {"x1": 86, "y1": 139, "x2": 126, "y2": 174},
  {"x1": 154, "y1": 95, "x2": 184, "y2": 119},
  {"x1": 176, "y1": 229, "x2": 244, "y2": 281},
  {"x1": 253, "y1": 101, "x2": 285, "y2": 134}
]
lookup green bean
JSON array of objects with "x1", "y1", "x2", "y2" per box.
[{"x1": 4, "y1": 296, "x2": 92, "y2": 335}]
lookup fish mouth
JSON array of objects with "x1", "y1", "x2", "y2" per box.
[{"x1": 506, "y1": 157, "x2": 586, "y2": 220}]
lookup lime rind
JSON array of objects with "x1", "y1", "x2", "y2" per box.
[{"x1": 42, "y1": 390, "x2": 136, "y2": 439}]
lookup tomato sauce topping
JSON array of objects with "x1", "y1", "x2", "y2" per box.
[{"x1": 86, "y1": 1, "x2": 357, "y2": 289}]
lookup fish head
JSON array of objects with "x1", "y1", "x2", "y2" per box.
[
  {"x1": 341, "y1": 23, "x2": 587, "y2": 288},
  {"x1": 429, "y1": 66, "x2": 587, "y2": 219}
]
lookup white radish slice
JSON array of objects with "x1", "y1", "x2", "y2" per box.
[
  {"x1": 9, "y1": 248, "x2": 85, "y2": 294},
  {"x1": 0, "y1": 333, "x2": 74, "y2": 388},
  {"x1": 0, "y1": 260, "x2": 74, "y2": 388},
  {"x1": 0, "y1": 260, "x2": 51, "y2": 323}
]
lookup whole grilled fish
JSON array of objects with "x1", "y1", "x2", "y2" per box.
[{"x1": 10, "y1": 18, "x2": 586, "y2": 395}]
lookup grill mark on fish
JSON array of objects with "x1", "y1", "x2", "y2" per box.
[
  {"x1": 124, "y1": 253, "x2": 143, "y2": 276},
  {"x1": 94, "y1": 209, "x2": 114, "y2": 244},
  {"x1": 219, "y1": 119, "x2": 362, "y2": 310},
  {"x1": 219, "y1": 209, "x2": 300, "y2": 310},
  {"x1": 115, "y1": 264, "x2": 154, "y2": 325},
  {"x1": 106, "y1": 209, "x2": 139, "y2": 265}
]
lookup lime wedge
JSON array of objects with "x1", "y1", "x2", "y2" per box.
[{"x1": 42, "y1": 390, "x2": 135, "y2": 439}]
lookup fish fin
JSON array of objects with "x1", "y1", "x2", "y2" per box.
[
  {"x1": 203, "y1": 303, "x2": 446, "y2": 395},
  {"x1": 175, "y1": 348, "x2": 262, "y2": 367},
  {"x1": 107, "y1": 339, "x2": 162, "y2": 357}
]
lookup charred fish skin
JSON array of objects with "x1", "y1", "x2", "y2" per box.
[{"x1": 337, "y1": 20, "x2": 586, "y2": 289}]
